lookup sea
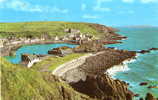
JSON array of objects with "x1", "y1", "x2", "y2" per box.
[
  {"x1": 5, "y1": 27, "x2": 158, "y2": 100},
  {"x1": 107, "y1": 27, "x2": 158, "y2": 100},
  {"x1": 5, "y1": 43, "x2": 77, "y2": 64}
]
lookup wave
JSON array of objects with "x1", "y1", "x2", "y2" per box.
[{"x1": 105, "y1": 53, "x2": 139, "y2": 78}]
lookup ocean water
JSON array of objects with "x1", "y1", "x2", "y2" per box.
[
  {"x1": 5, "y1": 43, "x2": 77, "y2": 64},
  {"x1": 108, "y1": 27, "x2": 158, "y2": 99}
]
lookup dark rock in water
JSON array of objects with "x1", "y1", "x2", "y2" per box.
[
  {"x1": 147, "y1": 85, "x2": 158, "y2": 89},
  {"x1": 102, "y1": 41, "x2": 122, "y2": 44},
  {"x1": 140, "y1": 98, "x2": 144, "y2": 100},
  {"x1": 48, "y1": 47, "x2": 62, "y2": 55},
  {"x1": 138, "y1": 48, "x2": 158, "y2": 54},
  {"x1": 134, "y1": 94, "x2": 140, "y2": 97},
  {"x1": 70, "y1": 74, "x2": 134, "y2": 100},
  {"x1": 139, "y1": 50, "x2": 150, "y2": 54},
  {"x1": 149, "y1": 48, "x2": 158, "y2": 51},
  {"x1": 139, "y1": 82, "x2": 148, "y2": 86},
  {"x1": 145, "y1": 93, "x2": 157, "y2": 100},
  {"x1": 48, "y1": 46, "x2": 72, "y2": 56}
]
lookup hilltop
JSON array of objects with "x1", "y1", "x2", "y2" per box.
[{"x1": 0, "y1": 21, "x2": 107, "y2": 38}]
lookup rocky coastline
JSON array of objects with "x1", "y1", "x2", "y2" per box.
[
  {"x1": 52, "y1": 47, "x2": 137, "y2": 100},
  {"x1": 1, "y1": 22, "x2": 158, "y2": 100},
  {"x1": 58, "y1": 46, "x2": 158, "y2": 100},
  {"x1": 0, "y1": 40, "x2": 78, "y2": 56}
]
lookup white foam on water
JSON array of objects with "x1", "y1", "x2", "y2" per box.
[
  {"x1": 105, "y1": 63, "x2": 130, "y2": 77},
  {"x1": 105, "y1": 54, "x2": 139, "y2": 78}
]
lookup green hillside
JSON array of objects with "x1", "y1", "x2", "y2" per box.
[
  {"x1": 0, "y1": 58, "x2": 94, "y2": 100},
  {"x1": 32, "y1": 53, "x2": 85, "y2": 71},
  {"x1": 0, "y1": 21, "x2": 100, "y2": 38}
]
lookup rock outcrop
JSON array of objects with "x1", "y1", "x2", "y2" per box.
[
  {"x1": 139, "y1": 82, "x2": 148, "y2": 86},
  {"x1": 89, "y1": 24, "x2": 127, "y2": 41},
  {"x1": 137, "y1": 48, "x2": 158, "y2": 54},
  {"x1": 59, "y1": 49, "x2": 136, "y2": 100},
  {"x1": 73, "y1": 40, "x2": 105, "y2": 53},
  {"x1": 48, "y1": 46, "x2": 73, "y2": 56},
  {"x1": 145, "y1": 93, "x2": 158, "y2": 100},
  {"x1": 79, "y1": 48, "x2": 136, "y2": 75},
  {"x1": 70, "y1": 74, "x2": 133, "y2": 100}
]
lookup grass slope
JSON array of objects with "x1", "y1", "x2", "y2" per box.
[
  {"x1": 32, "y1": 53, "x2": 85, "y2": 71},
  {"x1": 0, "y1": 58, "x2": 94, "y2": 100},
  {"x1": 0, "y1": 21, "x2": 100, "y2": 38}
]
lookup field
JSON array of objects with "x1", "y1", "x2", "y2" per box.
[{"x1": 0, "y1": 21, "x2": 101, "y2": 38}]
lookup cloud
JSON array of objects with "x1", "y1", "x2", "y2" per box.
[
  {"x1": 82, "y1": 14, "x2": 100, "y2": 19},
  {"x1": 0, "y1": 0, "x2": 5, "y2": 3},
  {"x1": 1, "y1": 0, "x2": 69, "y2": 13},
  {"x1": 94, "y1": 6, "x2": 111, "y2": 12},
  {"x1": 6, "y1": 0, "x2": 42, "y2": 12},
  {"x1": 81, "y1": 3, "x2": 87, "y2": 11},
  {"x1": 93, "y1": 0, "x2": 112, "y2": 12},
  {"x1": 140, "y1": 0, "x2": 158, "y2": 3},
  {"x1": 0, "y1": 0, "x2": 7, "y2": 8},
  {"x1": 122, "y1": 0, "x2": 134, "y2": 3},
  {"x1": 50, "y1": 6, "x2": 69, "y2": 13}
]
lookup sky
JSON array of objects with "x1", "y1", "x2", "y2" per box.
[{"x1": 0, "y1": 0, "x2": 158, "y2": 26}]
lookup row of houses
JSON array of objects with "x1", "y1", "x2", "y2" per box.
[{"x1": 0, "y1": 28, "x2": 94, "y2": 47}]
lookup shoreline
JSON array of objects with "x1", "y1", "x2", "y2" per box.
[
  {"x1": 105, "y1": 56, "x2": 137, "y2": 78},
  {"x1": 0, "y1": 40, "x2": 78, "y2": 56},
  {"x1": 53, "y1": 49, "x2": 137, "y2": 82}
]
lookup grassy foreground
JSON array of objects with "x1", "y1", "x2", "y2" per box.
[
  {"x1": 0, "y1": 57, "x2": 93, "y2": 100},
  {"x1": 32, "y1": 53, "x2": 85, "y2": 71},
  {"x1": 0, "y1": 21, "x2": 100, "y2": 38}
]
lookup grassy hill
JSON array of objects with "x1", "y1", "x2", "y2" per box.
[
  {"x1": 0, "y1": 57, "x2": 94, "y2": 100},
  {"x1": 0, "y1": 21, "x2": 101, "y2": 38}
]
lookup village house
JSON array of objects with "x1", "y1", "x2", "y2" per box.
[{"x1": 64, "y1": 28, "x2": 94, "y2": 43}]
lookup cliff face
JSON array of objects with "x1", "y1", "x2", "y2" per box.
[
  {"x1": 145, "y1": 93, "x2": 158, "y2": 100},
  {"x1": 61, "y1": 49, "x2": 136, "y2": 100},
  {"x1": 79, "y1": 48, "x2": 136, "y2": 75},
  {"x1": 88, "y1": 23, "x2": 126, "y2": 41},
  {"x1": 70, "y1": 74, "x2": 133, "y2": 100}
]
